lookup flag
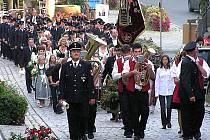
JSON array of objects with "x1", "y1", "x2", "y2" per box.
[{"x1": 116, "y1": 0, "x2": 145, "y2": 46}]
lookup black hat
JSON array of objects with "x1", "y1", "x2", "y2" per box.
[
  {"x1": 91, "y1": 19, "x2": 97, "y2": 25},
  {"x1": 37, "y1": 28, "x2": 44, "y2": 33},
  {"x1": 61, "y1": 18, "x2": 67, "y2": 23},
  {"x1": 69, "y1": 42, "x2": 82, "y2": 50},
  {"x1": 98, "y1": 20, "x2": 105, "y2": 25},
  {"x1": 2, "y1": 15, "x2": 8, "y2": 19},
  {"x1": 183, "y1": 41, "x2": 197, "y2": 52},
  {"x1": 46, "y1": 19, "x2": 52, "y2": 23},
  {"x1": 18, "y1": 20, "x2": 24, "y2": 25},
  {"x1": 10, "y1": 17, "x2": 16, "y2": 22}
]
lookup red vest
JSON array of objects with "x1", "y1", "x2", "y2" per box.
[
  {"x1": 126, "y1": 59, "x2": 150, "y2": 92},
  {"x1": 117, "y1": 58, "x2": 123, "y2": 93}
]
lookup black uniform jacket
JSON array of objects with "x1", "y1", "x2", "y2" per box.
[
  {"x1": 179, "y1": 56, "x2": 205, "y2": 102},
  {"x1": 59, "y1": 60, "x2": 95, "y2": 103},
  {"x1": 102, "y1": 56, "x2": 116, "y2": 83}
]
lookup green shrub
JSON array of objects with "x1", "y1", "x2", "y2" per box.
[
  {"x1": 109, "y1": 0, "x2": 119, "y2": 10},
  {"x1": 135, "y1": 38, "x2": 162, "y2": 53},
  {"x1": 0, "y1": 81, "x2": 28, "y2": 125}
]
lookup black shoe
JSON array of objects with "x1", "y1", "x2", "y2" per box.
[
  {"x1": 88, "y1": 133, "x2": 94, "y2": 139},
  {"x1": 167, "y1": 123, "x2": 172, "y2": 128},
  {"x1": 125, "y1": 133, "x2": 132, "y2": 138},
  {"x1": 183, "y1": 136, "x2": 193, "y2": 140},
  {"x1": 134, "y1": 136, "x2": 140, "y2": 140},
  {"x1": 110, "y1": 117, "x2": 115, "y2": 121},
  {"x1": 93, "y1": 125, "x2": 96, "y2": 132},
  {"x1": 139, "y1": 131, "x2": 145, "y2": 139},
  {"x1": 55, "y1": 110, "x2": 64, "y2": 114},
  {"x1": 124, "y1": 130, "x2": 133, "y2": 137},
  {"x1": 162, "y1": 125, "x2": 166, "y2": 129},
  {"x1": 80, "y1": 135, "x2": 87, "y2": 140},
  {"x1": 194, "y1": 131, "x2": 201, "y2": 140}
]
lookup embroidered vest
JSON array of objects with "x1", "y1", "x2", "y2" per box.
[
  {"x1": 117, "y1": 58, "x2": 123, "y2": 93},
  {"x1": 126, "y1": 59, "x2": 150, "y2": 92}
]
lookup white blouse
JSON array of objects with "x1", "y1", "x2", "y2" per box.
[{"x1": 155, "y1": 67, "x2": 175, "y2": 97}]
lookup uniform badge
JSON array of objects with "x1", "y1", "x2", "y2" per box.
[
  {"x1": 90, "y1": 70, "x2": 94, "y2": 76},
  {"x1": 81, "y1": 76, "x2": 86, "y2": 82}
]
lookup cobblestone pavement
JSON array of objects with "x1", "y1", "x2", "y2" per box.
[{"x1": 1, "y1": 58, "x2": 210, "y2": 140}]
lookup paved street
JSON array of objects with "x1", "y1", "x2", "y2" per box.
[
  {"x1": 140, "y1": 0, "x2": 199, "y2": 27},
  {"x1": 0, "y1": 58, "x2": 210, "y2": 139}
]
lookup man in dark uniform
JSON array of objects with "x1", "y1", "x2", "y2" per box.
[
  {"x1": 59, "y1": 42, "x2": 96, "y2": 140},
  {"x1": 14, "y1": 21, "x2": 28, "y2": 66},
  {"x1": 1, "y1": 16, "x2": 10, "y2": 59},
  {"x1": 19, "y1": 38, "x2": 36, "y2": 94},
  {"x1": 102, "y1": 45, "x2": 121, "y2": 84},
  {"x1": 179, "y1": 42, "x2": 208, "y2": 140}
]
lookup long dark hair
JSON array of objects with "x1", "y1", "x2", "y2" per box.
[{"x1": 160, "y1": 55, "x2": 170, "y2": 69}]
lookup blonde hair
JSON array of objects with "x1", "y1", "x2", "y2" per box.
[
  {"x1": 38, "y1": 55, "x2": 46, "y2": 63},
  {"x1": 58, "y1": 37, "x2": 67, "y2": 47}
]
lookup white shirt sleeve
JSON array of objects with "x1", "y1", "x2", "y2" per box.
[
  {"x1": 147, "y1": 60, "x2": 155, "y2": 71},
  {"x1": 171, "y1": 62, "x2": 177, "y2": 78},
  {"x1": 202, "y1": 59, "x2": 210, "y2": 78},
  {"x1": 177, "y1": 60, "x2": 182, "y2": 79},
  {"x1": 155, "y1": 68, "x2": 160, "y2": 97},
  {"x1": 112, "y1": 60, "x2": 122, "y2": 80},
  {"x1": 122, "y1": 60, "x2": 130, "y2": 74}
]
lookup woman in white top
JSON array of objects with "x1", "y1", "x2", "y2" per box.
[{"x1": 155, "y1": 55, "x2": 175, "y2": 129}]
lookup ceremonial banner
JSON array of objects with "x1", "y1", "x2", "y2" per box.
[
  {"x1": 95, "y1": 4, "x2": 109, "y2": 23},
  {"x1": 55, "y1": 5, "x2": 81, "y2": 18},
  {"x1": 116, "y1": 0, "x2": 145, "y2": 46}
]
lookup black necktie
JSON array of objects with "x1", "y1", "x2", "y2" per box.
[{"x1": 74, "y1": 62, "x2": 77, "y2": 68}]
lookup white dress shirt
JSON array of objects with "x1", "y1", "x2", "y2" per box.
[
  {"x1": 112, "y1": 58, "x2": 124, "y2": 81},
  {"x1": 155, "y1": 67, "x2": 175, "y2": 97},
  {"x1": 72, "y1": 60, "x2": 80, "y2": 68}
]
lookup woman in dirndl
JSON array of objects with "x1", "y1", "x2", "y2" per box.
[{"x1": 35, "y1": 55, "x2": 51, "y2": 108}]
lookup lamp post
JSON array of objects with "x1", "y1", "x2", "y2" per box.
[
  {"x1": 159, "y1": 0, "x2": 163, "y2": 50},
  {"x1": 205, "y1": 0, "x2": 208, "y2": 33}
]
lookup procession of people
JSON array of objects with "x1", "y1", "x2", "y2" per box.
[{"x1": 0, "y1": 6, "x2": 209, "y2": 140}]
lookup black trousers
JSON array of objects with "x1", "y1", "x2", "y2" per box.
[
  {"x1": 67, "y1": 101, "x2": 89, "y2": 140},
  {"x1": 14, "y1": 48, "x2": 19, "y2": 65},
  {"x1": 159, "y1": 95, "x2": 172, "y2": 126},
  {"x1": 25, "y1": 67, "x2": 33, "y2": 93},
  {"x1": 49, "y1": 85, "x2": 60, "y2": 112},
  {"x1": 119, "y1": 89, "x2": 132, "y2": 133},
  {"x1": 128, "y1": 91, "x2": 149, "y2": 136},
  {"x1": 88, "y1": 104, "x2": 97, "y2": 133},
  {"x1": 181, "y1": 99, "x2": 205, "y2": 138},
  {"x1": 1, "y1": 42, "x2": 6, "y2": 58}
]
